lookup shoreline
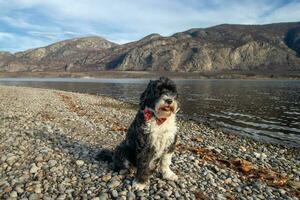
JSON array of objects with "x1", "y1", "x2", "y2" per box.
[
  {"x1": 1, "y1": 70, "x2": 300, "y2": 80},
  {"x1": 0, "y1": 85, "x2": 299, "y2": 199}
]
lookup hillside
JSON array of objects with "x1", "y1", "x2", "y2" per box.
[
  {"x1": 0, "y1": 36, "x2": 117, "y2": 72},
  {"x1": 1, "y1": 22, "x2": 300, "y2": 73}
]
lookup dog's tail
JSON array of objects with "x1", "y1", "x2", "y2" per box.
[{"x1": 95, "y1": 149, "x2": 114, "y2": 163}]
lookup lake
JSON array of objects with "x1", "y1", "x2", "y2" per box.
[{"x1": 0, "y1": 78, "x2": 299, "y2": 147}]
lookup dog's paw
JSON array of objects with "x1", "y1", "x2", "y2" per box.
[
  {"x1": 162, "y1": 170, "x2": 178, "y2": 181},
  {"x1": 132, "y1": 180, "x2": 147, "y2": 190}
]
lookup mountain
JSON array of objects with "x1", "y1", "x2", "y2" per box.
[
  {"x1": 1, "y1": 22, "x2": 300, "y2": 73},
  {"x1": 0, "y1": 36, "x2": 117, "y2": 72}
]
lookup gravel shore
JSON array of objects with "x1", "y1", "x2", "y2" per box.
[{"x1": 0, "y1": 85, "x2": 299, "y2": 200}]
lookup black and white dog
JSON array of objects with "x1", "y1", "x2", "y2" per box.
[{"x1": 98, "y1": 77, "x2": 179, "y2": 190}]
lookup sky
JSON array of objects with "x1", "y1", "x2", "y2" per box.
[{"x1": 0, "y1": 0, "x2": 300, "y2": 52}]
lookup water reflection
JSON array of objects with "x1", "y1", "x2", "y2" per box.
[{"x1": 0, "y1": 78, "x2": 299, "y2": 147}]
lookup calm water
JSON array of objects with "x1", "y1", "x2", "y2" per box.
[{"x1": 1, "y1": 78, "x2": 299, "y2": 147}]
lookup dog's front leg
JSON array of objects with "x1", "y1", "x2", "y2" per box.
[
  {"x1": 132, "y1": 156, "x2": 152, "y2": 190},
  {"x1": 160, "y1": 153, "x2": 178, "y2": 181},
  {"x1": 132, "y1": 145, "x2": 158, "y2": 191}
]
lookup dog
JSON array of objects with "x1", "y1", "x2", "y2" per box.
[{"x1": 97, "y1": 76, "x2": 179, "y2": 190}]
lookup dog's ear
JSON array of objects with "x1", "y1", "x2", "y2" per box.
[{"x1": 139, "y1": 80, "x2": 154, "y2": 109}]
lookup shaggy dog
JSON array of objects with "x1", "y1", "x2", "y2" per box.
[{"x1": 97, "y1": 77, "x2": 179, "y2": 190}]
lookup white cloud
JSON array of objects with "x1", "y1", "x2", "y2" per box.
[
  {"x1": 0, "y1": 0, "x2": 300, "y2": 51},
  {"x1": 27, "y1": 30, "x2": 81, "y2": 40},
  {"x1": 0, "y1": 32, "x2": 14, "y2": 39},
  {"x1": 0, "y1": 16, "x2": 44, "y2": 30},
  {"x1": 262, "y1": 1, "x2": 300, "y2": 23},
  {"x1": 0, "y1": 32, "x2": 49, "y2": 52}
]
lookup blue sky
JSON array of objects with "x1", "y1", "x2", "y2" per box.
[{"x1": 0, "y1": 0, "x2": 300, "y2": 52}]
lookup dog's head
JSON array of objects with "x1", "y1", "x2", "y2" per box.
[{"x1": 140, "y1": 76, "x2": 178, "y2": 118}]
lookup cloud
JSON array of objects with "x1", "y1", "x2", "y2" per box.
[
  {"x1": 0, "y1": 32, "x2": 49, "y2": 52},
  {"x1": 0, "y1": 16, "x2": 44, "y2": 30},
  {"x1": 0, "y1": 0, "x2": 300, "y2": 52},
  {"x1": 27, "y1": 30, "x2": 81, "y2": 40},
  {"x1": 262, "y1": 1, "x2": 300, "y2": 23},
  {"x1": 0, "y1": 32, "x2": 14, "y2": 39}
]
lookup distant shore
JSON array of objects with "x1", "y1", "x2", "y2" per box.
[
  {"x1": 1, "y1": 70, "x2": 300, "y2": 80},
  {"x1": 0, "y1": 85, "x2": 299, "y2": 199}
]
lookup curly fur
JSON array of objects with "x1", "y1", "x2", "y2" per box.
[{"x1": 97, "y1": 76, "x2": 179, "y2": 190}]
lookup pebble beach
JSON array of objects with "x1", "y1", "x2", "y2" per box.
[{"x1": 0, "y1": 85, "x2": 299, "y2": 200}]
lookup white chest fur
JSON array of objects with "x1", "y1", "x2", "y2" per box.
[{"x1": 147, "y1": 114, "x2": 177, "y2": 157}]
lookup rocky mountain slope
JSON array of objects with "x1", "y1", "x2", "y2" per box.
[
  {"x1": 1, "y1": 22, "x2": 300, "y2": 72},
  {"x1": 0, "y1": 36, "x2": 117, "y2": 72}
]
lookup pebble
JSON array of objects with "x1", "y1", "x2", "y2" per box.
[
  {"x1": 57, "y1": 194, "x2": 67, "y2": 200},
  {"x1": 29, "y1": 193, "x2": 39, "y2": 200},
  {"x1": 127, "y1": 191, "x2": 136, "y2": 200},
  {"x1": 174, "y1": 191, "x2": 180, "y2": 198},
  {"x1": 48, "y1": 159, "x2": 57, "y2": 167},
  {"x1": 15, "y1": 185, "x2": 24, "y2": 193},
  {"x1": 102, "y1": 174, "x2": 111, "y2": 182},
  {"x1": 278, "y1": 189, "x2": 286, "y2": 195},
  {"x1": 34, "y1": 186, "x2": 42, "y2": 194},
  {"x1": 30, "y1": 164, "x2": 39, "y2": 173},
  {"x1": 108, "y1": 180, "x2": 120, "y2": 188},
  {"x1": 0, "y1": 86, "x2": 298, "y2": 200},
  {"x1": 10, "y1": 191, "x2": 18, "y2": 198},
  {"x1": 99, "y1": 192, "x2": 108, "y2": 200},
  {"x1": 163, "y1": 190, "x2": 172, "y2": 198},
  {"x1": 224, "y1": 178, "x2": 232, "y2": 184},
  {"x1": 76, "y1": 160, "x2": 84, "y2": 166},
  {"x1": 6, "y1": 155, "x2": 18, "y2": 165},
  {"x1": 111, "y1": 190, "x2": 118, "y2": 198}
]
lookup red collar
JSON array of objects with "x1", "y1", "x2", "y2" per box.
[{"x1": 143, "y1": 108, "x2": 167, "y2": 125}]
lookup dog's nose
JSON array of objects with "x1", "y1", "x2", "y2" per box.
[{"x1": 165, "y1": 99, "x2": 173, "y2": 104}]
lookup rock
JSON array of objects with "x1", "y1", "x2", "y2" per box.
[
  {"x1": 29, "y1": 193, "x2": 39, "y2": 200},
  {"x1": 108, "y1": 180, "x2": 120, "y2": 188},
  {"x1": 6, "y1": 155, "x2": 18, "y2": 165},
  {"x1": 101, "y1": 174, "x2": 111, "y2": 182},
  {"x1": 278, "y1": 189, "x2": 286, "y2": 195},
  {"x1": 15, "y1": 185, "x2": 24, "y2": 193},
  {"x1": 30, "y1": 164, "x2": 39, "y2": 173},
  {"x1": 111, "y1": 190, "x2": 118, "y2": 198},
  {"x1": 163, "y1": 190, "x2": 172, "y2": 198},
  {"x1": 34, "y1": 186, "x2": 42, "y2": 194},
  {"x1": 99, "y1": 192, "x2": 108, "y2": 200},
  {"x1": 240, "y1": 146, "x2": 247, "y2": 152},
  {"x1": 174, "y1": 191, "x2": 180, "y2": 198},
  {"x1": 35, "y1": 155, "x2": 43, "y2": 162},
  {"x1": 261, "y1": 153, "x2": 267, "y2": 160},
  {"x1": 1, "y1": 23, "x2": 300, "y2": 73},
  {"x1": 10, "y1": 191, "x2": 18, "y2": 198},
  {"x1": 214, "y1": 148, "x2": 222, "y2": 154},
  {"x1": 127, "y1": 191, "x2": 136, "y2": 200},
  {"x1": 57, "y1": 194, "x2": 66, "y2": 200},
  {"x1": 1, "y1": 155, "x2": 7, "y2": 162},
  {"x1": 0, "y1": 84, "x2": 299, "y2": 200},
  {"x1": 48, "y1": 160, "x2": 57, "y2": 167},
  {"x1": 224, "y1": 178, "x2": 232, "y2": 184},
  {"x1": 76, "y1": 160, "x2": 84, "y2": 166},
  {"x1": 206, "y1": 146, "x2": 215, "y2": 150},
  {"x1": 253, "y1": 152, "x2": 261, "y2": 158},
  {"x1": 217, "y1": 193, "x2": 226, "y2": 200},
  {"x1": 117, "y1": 190, "x2": 125, "y2": 196}
]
